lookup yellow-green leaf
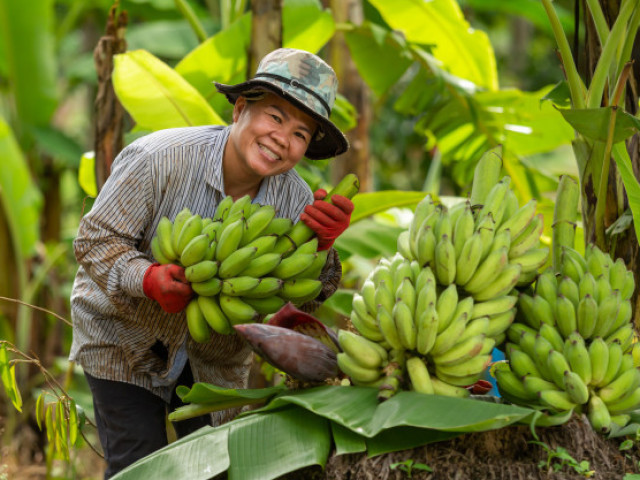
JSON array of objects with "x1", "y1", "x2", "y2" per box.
[
  {"x1": 68, "y1": 398, "x2": 79, "y2": 446},
  {"x1": 113, "y1": 49, "x2": 225, "y2": 131},
  {"x1": 78, "y1": 151, "x2": 98, "y2": 198}
]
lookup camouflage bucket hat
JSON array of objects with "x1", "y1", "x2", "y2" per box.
[{"x1": 215, "y1": 48, "x2": 349, "y2": 160}]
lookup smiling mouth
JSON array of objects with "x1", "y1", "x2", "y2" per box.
[{"x1": 258, "y1": 143, "x2": 281, "y2": 161}]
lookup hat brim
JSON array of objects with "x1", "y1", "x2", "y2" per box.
[{"x1": 215, "y1": 80, "x2": 349, "y2": 160}]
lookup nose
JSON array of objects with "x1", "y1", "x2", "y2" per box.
[{"x1": 271, "y1": 127, "x2": 289, "y2": 150}]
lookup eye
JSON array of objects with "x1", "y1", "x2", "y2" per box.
[
  {"x1": 295, "y1": 131, "x2": 308, "y2": 142},
  {"x1": 270, "y1": 113, "x2": 282, "y2": 123}
]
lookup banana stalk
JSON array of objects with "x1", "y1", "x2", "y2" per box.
[{"x1": 552, "y1": 175, "x2": 579, "y2": 272}]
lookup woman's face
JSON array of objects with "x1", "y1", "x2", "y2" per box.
[{"x1": 226, "y1": 92, "x2": 318, "y2": 179}]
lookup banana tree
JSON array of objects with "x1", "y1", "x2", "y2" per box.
[{"x1": 541, "y1": 0, "x2": 640, "y2": 321}]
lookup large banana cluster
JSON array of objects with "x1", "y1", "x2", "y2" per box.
[
  {"x1": 495, "y1": 245, "x2": 640, "y2": 433},
  {"x1": 150, "y1": 196, "x2": 326, "y2": 343},
  {"x1": 338, "y1": 253, "x2": 513, "y2": 398},
  {"x1": 397, "y1": 178, "x2": 548, "y2": 299}
]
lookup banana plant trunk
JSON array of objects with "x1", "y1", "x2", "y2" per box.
[
  {"x1": 248, "y1": 0, "x2": 282, "y2": 77},
  {"x1": 579, "y1": 0, "x2": 640, "y2": 325}
]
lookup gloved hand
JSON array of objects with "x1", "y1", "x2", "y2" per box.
[
  {"x1": 300, "y1": 189, "x2": 354, "y2": 251},
  {"x1": 143, "y1": 263, "x2": 194, "y2": 313}
]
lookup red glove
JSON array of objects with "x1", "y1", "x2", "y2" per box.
[
  {"x1": 143, "y1": 263, "x2": 194, "y2": 313},
  {"x1": 300, "y1": 189, "x2": 354, "y2": 251}
]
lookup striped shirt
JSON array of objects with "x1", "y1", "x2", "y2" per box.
[{"x1": 70, "y1": 125, "x2": 340, "y2": 423}]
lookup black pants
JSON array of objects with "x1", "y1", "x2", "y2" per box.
[{"x1": 85, "y1": 363, "x2": 211, "y2": 479}]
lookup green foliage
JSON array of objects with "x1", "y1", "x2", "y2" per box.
[
  {"x1": 531, "y1": 440, "x2": 595, "y2": 477},
  {"x1": 390, "y1": 459, "x2": 433, "y2": 478}
]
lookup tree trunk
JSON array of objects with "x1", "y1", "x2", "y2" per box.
[
  {"x1": 326, "y1": 0, "x2": 372, "y2": 192},
  {"x1": 93, "y1": 4, "x2": 127, "y2": 192},
  {"x1": 248, "y1": 0, "x2": 282, "y2": 76},
  {"x1": 582, "y1": 0, "x2": 640, "y2": 325}
]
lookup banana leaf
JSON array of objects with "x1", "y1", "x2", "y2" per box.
[
  {"x1": 334, "y1": 219, "x2": 403, "y2": 259},
  {"x1": 227, "y1": 405, "x2": 331, "y2": 480},
  {"x1": 365, "y1": 426, "x2": 460, "y2": 457},
  {"x1": 283, "y1": 0, "x2": 334, "y2": 53},
  {"x1": 112, "y1": 424, "x2": 230, "y2": 480},
  {"x1": 611, "y1": 142, "x2": 640, "y2": 243},
  {"x1": 113, "y1": 49, "x2": 225, "y2": 131},
  {"x1": 331, "y1": 421, "x2": 366, "y2": 456},
  {"x1": 351, "y1": 191, "x2": 428, "y2": 223},
  {"x1": 558, "y1": 107, "x2": 640, "y2": 144}
]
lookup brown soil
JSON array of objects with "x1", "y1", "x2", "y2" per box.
[{"x1": 282, "y1": 414, "x2": 640, "y2": 480}]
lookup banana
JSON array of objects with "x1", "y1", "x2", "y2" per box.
[
  {"x1": 488, "y1": 227, "x2": 512, "y2": 255},
  {"x1": 522, "y1": 375, "x2": 560, "y2": 396},
  {"x1": 508, "y1": 344, "x2": 541, "y2": 378},
  {"x1": 589, "y1": 337, "x2": 610, "y2": 386},
  {"x1": 431, "y1": 334, "x2": 486, "y2": 366},
  {"x1": 577, "y1": 294, "x2": 598, "y2": 339},
  {"x1": 176, "y1": 215, "x2": 204, "y2": 257},
  {"x1": 532, "y1": 334, "x2": 554, "y2": 379},
  {"x1": 518, "y1": 329, "x2": 537, "y2": 359},
  {"x1": 497, "y1": 199, "x2": 537, "y2": 240},
  {"x1": 510, "y1": 247, "x2": 549, "y2": 274},
  {"x1": 239, "y1": 252, "x2": 282, "y2": 278},
  {"x1": 475, "y1": 213, "x2": 496, "y2": 261},
  {"x1": 217, "y1": 246, "x2": 258, "y2": 279},
  {"x1": 156, "y1": 216, "x2": 178, "y2": 261},
  {"x1": 372, "y1": 264, "x2": 394, "y2": 291},
  {"x1": 213, "y1": 195, "x2": 234, "y2": 221},
  {"x1": 535, "y1": 270, "x2": 558, "y2": 311},
  {"x1": 539, "y1": 323, "x2": 565, "y2": 353},
  {"x1": 608, "y1": 300, "x2": 632, "y2": 335},
  {"x1": 606, "y1": 324, "x2": 635, "y2": 353},
  {"x1": 434, "y1": 234, "x2": 456, "y2": 285},
  {"x1": 409, "y1": 194, "x2": 436, "y2": 256},
  {"x1": 459, "y1": 316, "x2": 490, "y2": 342},
  {"x1": 538, "y1": 389, "x2": 577, "y2": 412},
  {"x1": 471, "y1": 294, "x2": 518, "y2": 320},
  {"x1": 197, "y1": 295, "x2": 233, "y2": 335},
  {"x1": 262, "y1": 217, "x2": 293, "y2": 236},
  {"x1": 578, "y1": 272, "x2": 597, "y2": 300},
  {"x1": 558, "y1": 276, "x2": 579, "y2": 308},
  {"x1": 415, "y1": 214, "x2": 439, "y2": 267},
  {"x1": 361, "y1": 280, "x2": 378, "y2": 313},
  {"x1": 352, "y1": 294, "x2": 378, "y2": 331},
  {"x1": 430, "y1": 376, "x2": 470, "y2": 398},
  {"x1": 185, "y1": 299, "x2": 211, "y2": 343},
  {"x1": 243, "y1": 277, "x2": 284, "y2": 298},
  {"x1": 455, "y1": 232, "x2": 484, "y2": 286},
  {"x1": 434, "y1": 208, "x2": 452, "y2": 241},
  {"x1": 494, "y1": 362, "x2": 536, "y2": 401},
  {"x1": 611, "y1": 414, "x2": 632, "y2": 428},
  {"x1": 219, "y1": 294, "x2": 260, "y2": 325},
  {"x1": 609, "y1": 258, "x2": 628, "y2": 292},
  {"x1": 606, "y1": 386, "x2": 640, "y2": 414},
  {"x1": 271, "y1": 252, "x2": 317, "y2": 279},
  {"x1": 560, "y1": 251, "x2": 584, "y2": 285},
  {"x1": 595, "y1": 274, "x2": 613, "y2": 304},
  {"x1": 434, "y1": 368, "x2": 482, "y2": 387},
  {"x1": 279, "y1": 279, "x2": 322, "y2": 303},
  {"x1": 472, "y1": 263, "x2": 522, "y2": 302},
  {"x1": 508, "y1": 213, "x2": 543, "y2": 259},
  {"x1": 241, "y1": 295, "x2": 286, "y2": 315},
  {"x1": 337, "y1": 352, "x2": 381, "y2": 385},
  {"x1": 563, "y1": 370, "x2": 589, "y2": 404},
  {"x1": 562, "y1": 246, "x2": 588, "y2": 274},
  {"x1": 565, "y1": 338, "x2": 592, "y2": 385},
  {"x1": 214, "y1": 218, "x2": 245, "y2": 262},
  {"x1": 191, "y1": 277, "x2": 222, "y2": 297},
  {"x1": 546, "y1": 349, "x2": 571, "y2": 389},
  {"x1": 435, "y1": 284, "x2": 458, "y2": 333},
  {"x1": 598, "y1": 340, "x2": 623, "y2": 387},
  {"x1": 240, "y1": 235, "x2": 275, "y2": 257},
  {"x1": 463, "y1": 247, "x2": 508, "y2": 293},
  {"x1": 592, "y1": 291, "x2": 621, "y2": 338},
  {"x1": 507, "y1": 323, "x2": 538, "y2": 344},
  {"x1": 395, "y1": 277, "x2": 416, "y2": 315},
  {"x1": 376, "y1": 307, "x2": 403, "y2": 351},
  {"x1": 397, "y1": 230, "x2": 413, "y2": 260},
  {"x1": 241, "y1": 204, "x2": 276, "y2": 245},
  {"x1": 414, "y1": 267, "x2": 436, "y2": 294},
  {"x1": 349, "y1": 310, "x2": 384, "y2": 342},
  {"x1": 375, "y1": 280, "x2": 395, "y2": 314},
  {"x1": 338, "y1": 329, "x2": 388, "y2": 369},
  {"x1": 477, "y1": 177, "x2": 510, "y2": 226},
  {"x1": 221, "y1": 276, "x2": 261, "y2": 296},
  {"x1": 453, "y1": 203, "x2": 475, "y2": 257},
  {"x1": 587, "y1": 394, "x2": 611, "y2": 433},
  {"x1": 436, "y1": 354, "x2": 491, "y2": 378},
  {"x1": 416, "y1": 302, "x2": 439, "y2": 355},
  {"x1": 555, "y1": 294, "x2": 577, "y2": 338},
  {"x1": 151, "y1": 236, "x2": 173, "y2": 264},
  {"x1": 170, "y1": 208, "x2": 193, "y2": 253},
  {"x1": 502, "y1": 188, "x2": 520, "y2": 222},
  {"x1": 185, "y1": 260, "x2": 219, "y2": 283},
  {"x1": 180, "y1": 234, "x2": 210, "y2": 267},
  {"x1": 620, "y1": 270, "x2": 635, "y2": 301},
  {"x1": 393, "y1": 301, "x2": 417, "y2": 350},
  {"x1": 202, "y1": 221, "x2": 223, "y2": 242},
  {"x1": 406, "y1": 357, "x2": 435, "y2": 394},
  {"x1": 430, "y1": 310, "x2": 469, "y2": 357},
  {"x1": 598, "y1": 368, "x2": 640, "y2": 404},
  {"x1": 585, "y1": 244, "x2": 611, "y2": 277},
  {"x1": 531, "y1": 294, "x2": 554, "y2": 329}
]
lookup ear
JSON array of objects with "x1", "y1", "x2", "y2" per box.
[{"x1": 232, "y1": 96, "x2": 248, "y2": 123}]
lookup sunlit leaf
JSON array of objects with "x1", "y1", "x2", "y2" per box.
[
  {"x1": 0, "y1": 344, "x2": 21, "y2": 412},
  {"x1": 113, "y1": 49, "x2": 225, "y2": 131},
  {"x1": 35, "y1": 392, "x2": 45, "y2": 430},
  {"x1": 0, "y1": 116, "x2": 42, "y2": 258},
  {"x1": 331, "y1": 421, "x2": 367, "y2": 456},
  {"x1": 558, "y1": 107, "x2": 640, "y2": 143},
  {"x1": 335, "y1": 219, "x2": 403, "y2": 259},
  {"x1": 368, "y1": 0, "x2": 498, "y2": 90},
  {"x1": 352, "y1": 191, "x2": 428, "y2": 222},
  {"x1": 177, "y1": 383, "x2": 285, "y2": 405},
  {"x1": 283, "y1": 0, "x2": 334, "y2": 53},
  {"x1": 68, "y1": 398, "x2": 79, "y2": 446},
  {"x1": 45, "y1": 403, "x2": 54, "y2": 444},
  {"x1": 78, "y1": 151, "x2": 98, "y2": 198}
]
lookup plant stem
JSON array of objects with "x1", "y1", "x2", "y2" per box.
[
  {"x1": 174, "y1": 0, "x2": 208, "y2": 43},
  {"x1": 585, "y1": 0, "x2": 610, "y2": 44},
  {"x1": 541, "y1": 0, "x2": 586, "y2": 108},
  {"x1": 594, "y1": 108, "x2": 619, "y2": 249},
  {"x1": 552, "y1": 175, "x2": 579, "y2": 272},
  {"x1": 617, "y1": 6, "x2": 640, "y2": 79},
  {"x1": 586, "y1": 0, "x2": 636, "y2": 108}
]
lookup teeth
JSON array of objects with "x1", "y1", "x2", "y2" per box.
[{"x1": 259, "y1": 144, "x2": 280, "y2": 160}]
